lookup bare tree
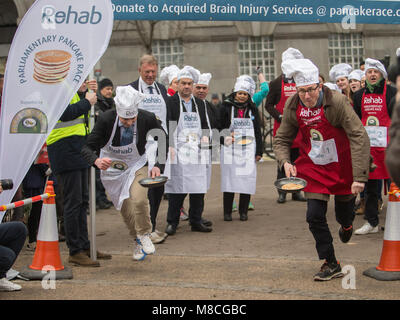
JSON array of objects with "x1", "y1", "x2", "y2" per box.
[{"x1": 135, "y1": 20, "x2": 159, "y2": 54}]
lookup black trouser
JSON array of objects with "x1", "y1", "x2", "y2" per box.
[
  {"x1": 148, "y1": 185, "x2": 164, "y2": 232},
  {"x1": 24, "y1": 187, "x2": 44, "y2": 243},
  {"x1": 57, "y1": 168, "x2": 90, "y2": 256},
  {"x1": 306, "y1": 197, "x2": 355, "y2": 263},
  {"x1": 0, "y1": 222, "x2": 27, "y2": 279},
  {"x1": 167, "y1": 193, "x2": 204, "y2": 227},
  {"x1": 223, "y1": 192, "x2": 251, "y2": 215},
  {"x1": 364, "y1": 179, "x2": 380, "y2": 227}
]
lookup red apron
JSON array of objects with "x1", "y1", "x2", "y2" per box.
[
  {"x1": 273, "y1": 78, "x2": 302, "y2": 148},
  {"x1": 361, "y1": 82, "x2": 390, "y2": 179},
  {"x1": 295, "y1": 103, "x2": 353, "y2": 195}
]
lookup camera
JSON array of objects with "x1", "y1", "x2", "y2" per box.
[{"x1": 0, "y1": 179, "x2": 13, "y2": 190}]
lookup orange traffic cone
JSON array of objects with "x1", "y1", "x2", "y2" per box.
[
  {"x1": 363, "y1": 182, "x2": 400, "y2": 281},
  {"x1": 20, "y1": 181, "x2": 72, "y2": 280}
]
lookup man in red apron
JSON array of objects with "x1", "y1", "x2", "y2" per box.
[
  {"x1": 274, "y1": 58, "x2": 370, "y2": 281},
  {"x1": 265, "y1": 48, "x2": 305, "y2": 203},
  {"x1": 353, "y1": 58, "x2": 397, "y2": 235}
]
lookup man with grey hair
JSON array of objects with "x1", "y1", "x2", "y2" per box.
[
  {"x1": 129, "y1": 54, "x2": 169, "y2": 244},
  {"x1": 82, "y1": 86, "x2": 166, "y2": 261}
]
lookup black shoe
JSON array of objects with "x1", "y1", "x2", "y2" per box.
[
  {"x1": 97, "y1": 200, "x2": 111, "y2": 210},
  {"x1": 191, "y1": 223, "x2": 212, "y2": 232},
  {"x1": 165, "y1": 224, "x2": 177, "y2": 235},
  {"x1": 201, "y1": 218, "x2": 212, "y2": 227},
  {"x1": 313, "y1": 261, "x2": 343, "y2": 281},
  {"x1": 339, "y1": 225, "x2": 353, "y2": 243},
  {"x1": 277, "y1": 192, "x2": 286, "y2": 204},
  {"x1": 224, "y1": 214, "x2": 232, "y2": 221},
  {"x1": 239, "y1": 213, "x2": 248, "y2": 221},
  {"x1": 292, "y1": 192, "x2": 306, "y2": 202},
  {"x1": 58, "y1": 234, "x2": 66, "y2": 242}
]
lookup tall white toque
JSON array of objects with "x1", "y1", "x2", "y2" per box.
[
  {"x1": 329, "y1": 63, "x2": 353, "y2": 82},
  {"x1": 160, "y1": 64, "x2": 180, "y2": 85},
  {"x1": 365, "y1": 58, "x2": 388, "y2": 79},
  {"x1": 177, "y1": 65, "x2": 200, "y2": 83},
  {"x1": 197, "y1": 73, "x2": 212, "y2": 86},
  {"x1": 234, "y1": 75, "x2": 256, "y2": 97},
  {"x1": 281, "y1": 58, "x2": 320, "y2": 87},
  {"x1": 114, "y1": 86, "x2": 146, "y2": 119}
]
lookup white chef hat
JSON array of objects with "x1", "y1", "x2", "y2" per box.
[
  {"x1": 329, "y1": 63, "x2": 353, "y2": 82},
  {"x1": 196, "y1": 73, "x2": 212, "y2": 86},
  {"x1": 282, "y1": 48, "x2": 304, "y2": 62},
  {"x1": 281, "y1": 59, "x2": 320, "y2": 87},
  {"x1": 365, "y1": 58, "x2": 388, "y2": 79},
  {"x1": 396, "y1": 47, "x2": 400, "y2": 57},
  {"x1": 114, "y1": 86, "x2": 145, "y2": 119},
  {"x1": 233, "y1": 75, "x2": 256, "y2": 97},
  {"x1": 324, "y1": 82, "x2": 342, "y2": 93},
  {"x1": 177, "y1": 65, "x2": 200, "y2": 83},
  {"x1": 159, "y1": 65, "x2": 180, "y2": 86},
  {"x1": 348, "y1": 69, "x2": 364, "y2": 82}
]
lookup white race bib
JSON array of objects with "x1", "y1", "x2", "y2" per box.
[
  {"x1": 308, "y1": 138, "x2": 338, "y2": 165},
  {"x1": 365, "y1": 126, "x2": 387, "y2": 148}
]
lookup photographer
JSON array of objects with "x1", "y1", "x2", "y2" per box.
[
  {"x1": 0, "y1": 181, "x2": 28, "y2": 291},
  {"x1": 386, "y1": 48, "x2": 400, "y2": 186}
]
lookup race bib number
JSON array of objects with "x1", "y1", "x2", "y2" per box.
[
  {"x1": 308, "y1": 138, "x2": 338, "y2": 165},
  {"x1": 365, "y1": 126, "x2": 387, "y2": 148}
]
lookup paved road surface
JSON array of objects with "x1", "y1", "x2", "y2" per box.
[{"x1": 2, "y1": 160, "x2": 399, "y2": 302}]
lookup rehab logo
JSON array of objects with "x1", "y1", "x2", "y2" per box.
[{"x1": 41, "y1": 5, "x2": 102, "y2": 29}]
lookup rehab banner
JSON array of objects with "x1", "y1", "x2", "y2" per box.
[
  {"x1": 0, "y1": 0, "x2": 113, "y2": 221},
  {"x1": 111, "y1": 0, "x2": 400, "y2": 25}
]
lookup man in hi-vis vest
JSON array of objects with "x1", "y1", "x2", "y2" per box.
[{"x1": 47, "y1": 80, "x2": 111, "y2": 267}]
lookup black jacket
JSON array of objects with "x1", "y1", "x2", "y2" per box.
[
  {"x1": 218, "y1": 93, "x2": 263, "y2": 157},
  {"x1": 128, "y1": 79, "x2": 169, "y2": 102},
  {"x1": 166, "y1": 93, "x2": 211, "y2": 147},
  {"x1": 47, "y1": 91, "x2": 91, "y2": 175},
  {"x1": 81, "y1": 109, "x2": 167, "y2": 171},
  {"x1": 94, "y1": 93, "x2": 115, "y2": 119},
  {"x1": 353, "y1": 80, "x2": 397, "y2": 119}
]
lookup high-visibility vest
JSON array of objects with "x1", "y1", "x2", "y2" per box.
[{"x1": 46, "y1": 93, "x2": 89, "y2": 146}]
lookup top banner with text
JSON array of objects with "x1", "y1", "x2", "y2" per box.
[{"x1": 111, "y1": 0, "x2": 400, "y2": 24}]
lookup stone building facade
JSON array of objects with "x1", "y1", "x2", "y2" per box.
[{"x1": 1, "y1": 0, "x2": 399, "y2": 98}]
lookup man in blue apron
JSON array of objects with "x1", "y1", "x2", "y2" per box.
[
  {"x1": 164, "y1": 66, "x2": 213, "y2": 235},
  {"x1": 81, "y1": 86, "x2": 166, "y2": 261},
  {"x1": 129, "y1": 55, "x2": 169, "y2": 244}
]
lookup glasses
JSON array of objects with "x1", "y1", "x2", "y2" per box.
[{"x1": 297, "y1": 85, "x2": 319, "y2": 95}]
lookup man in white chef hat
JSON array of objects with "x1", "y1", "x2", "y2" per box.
[
  {"x1": 164, "y1": 66, "x2": 213, "y2": 236},
  {"x1": 160, "y1": 64, "x2": 180, "y2": 96},
  {"x1": 82, "y1": 85, "x2": 167, "y2": 261},
  {"x1": 353, "y1": 58, "x2": 397, "y2": 236},
  {"x1": 265, "y1": 47, "x2": 306, "y2": 204},
  {"x1": 274, "y1": 58, "x2": 370, "y2": 281}
]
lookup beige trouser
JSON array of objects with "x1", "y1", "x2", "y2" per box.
[{"x1": 120, "y1": 166, "x2": 152, "y2": 238}]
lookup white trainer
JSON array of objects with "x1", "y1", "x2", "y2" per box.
[
  {"x1": 150, "y1": 231, "x2": 166, "y2": 244},
  {"x1": 0, "y1": 278, "x2": 22, "y2": 292},
  {"x1": 132, "y1": 240, "x2": 146, "y2": 261},
  {"x1": 138, "y1": 233, "x2": 156, "y2": 255},
  {"x1": 355, "y1": 222, "x2": 379, "y2": 235}
]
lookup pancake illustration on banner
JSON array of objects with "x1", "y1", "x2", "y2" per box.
[
  {"x1": 110, "y1": 160, "x2": 128, "y2": 171},
  {"x1": 10, "y1": 108, "x2": 48, "y2": 134},
  {"x1": 310, "y1": 129, "x2": 323, "y2": 141},
  {"x1": 33, "y1": 50, "x2": 72, "y2": 84},
  {"x1": 367, "y1": 116, "x2": 379, "y2": 126}
]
